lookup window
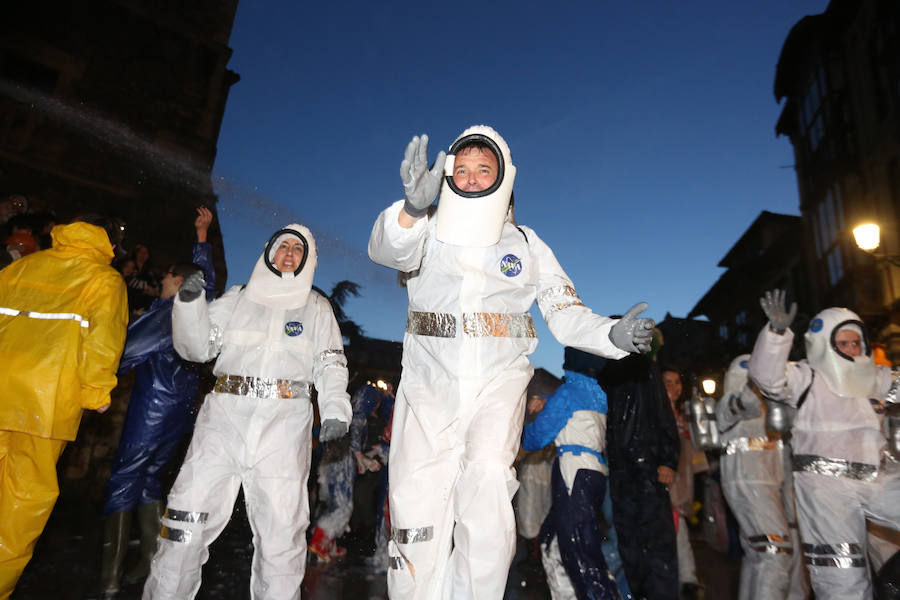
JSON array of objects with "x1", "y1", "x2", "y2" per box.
[
  {"x1": 798, "y1": 64, "x2": 827, "y2": 152},
  {"x1": 719, "y1": 324, "x2": 729, "y2": 340},
  {"x1": 809, "y1": 182, "x2": 846, "y2": 288}
]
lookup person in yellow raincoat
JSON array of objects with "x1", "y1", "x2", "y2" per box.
[{"x1": 0, "y1": 216, "x2": 128, "y2": 599}]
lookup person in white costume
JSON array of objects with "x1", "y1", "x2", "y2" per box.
[
  {"x1": 368, "y1": 125, "x2": 654, "y2": 599},
  {"x1": 716, "y1": 354, "x2": 807, "y2": 600},
  {"x1": 142, "y1": 224, "x2": 351, "y2": 600},
  {"x1": 749, "y1": 289, "x2": 900, "y2": 600}
]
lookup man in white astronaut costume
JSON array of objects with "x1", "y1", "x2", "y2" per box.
[
  {"x1": 716, "y1": 354, "x2": 805, "y2": 600},
  {"x1": 368, "y1": 125, "x2": 654, "y2": 599},
  {"x1": 749, "y1": 289, "x2": 900, "y2": 600},
  {"x1": 142, "y1": 224, "x2": 351, "y2": 600}
]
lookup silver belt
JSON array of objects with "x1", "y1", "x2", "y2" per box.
[
  {"x1": 407, "y1": 310, "x2": 536, "y2": 339},
  {"x1": 214, "y1": 374, "x2": 312, "y2": 400},
  {"x1": 724, "y1": 437, "x2": 782, "y2": 455},
  {"x1": 793, "y1": 454, "x2": 879, "y2": 482}
]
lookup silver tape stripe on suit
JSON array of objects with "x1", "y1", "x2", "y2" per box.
[
  {"x1": 407, "y1": 311, "x2": 536, "y2": 338},
  {"x1": 724, "y1": 437, "x2": 782, "y2": 455},
  {"x1": 802, "y1": 542, "x2": 863, "y2": 556},
  {"x1": 792, "y1": 454, "x2": 878, "y2": 482},
  {"x1": 163, "y1": 508, "x2": 208, "y2": 523},
  {"x1": 160, "y1": 525, "x2": 192, "y2": 543},
  {"x1": 214, "y1": 374, "x2": 312, "y2": 400},
  {"x1": 392, "y1": 526, "x2": 434, "y2": 544}
]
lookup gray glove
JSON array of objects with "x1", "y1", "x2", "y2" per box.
[
  {"x1": 400, "y1": 134, "x2": 446, "y2": 218},
  {"x1": 178, "y1": 271, "x2": 205, "y2": 302},
  {"x1": 319, "y1": 418, "x2": 349, "y2": 442},
  {"x1": 609, "y1": 302, "x2": 655, "y2": 353},
  {"x1": 759, "y1": 289, "x2": 797, "y2": 334}
]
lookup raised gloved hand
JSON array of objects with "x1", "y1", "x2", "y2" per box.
[
  {"x1": 759, "y1": 289, "x2": 797, "y2": 334},
  {"x1": 319, "y1": 418, "x2": 349, "y2": 442},
  {"x1": 609, "y1": 302, "x2": 655, "y2": 353},
  {"x1": 400, "y1": 134, "x2": 446, "y2": 218},
  {"x1": 178, "y1": 271, "x2": 205, "y2": 302}
]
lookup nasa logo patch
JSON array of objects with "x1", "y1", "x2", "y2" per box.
[
  {"x1": 500, "y1": 254, "x2": 522, "y2": 278},
  {"x1": 284, "y1": 321, "x2": 303, "y2": 337},
  {"x1": 809, "y1": 318, "x2": 823, "y2": 333}
]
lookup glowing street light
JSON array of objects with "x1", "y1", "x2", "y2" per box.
[
  {"x1": 701, "y1": 379, "x2": 716, "y2": 395},
  {"x1": 853, "y1": 223, "x2": 880, "y2": 251},
  {"x1": 853, "y1": 222, "x2": 900, "y2": 267}
]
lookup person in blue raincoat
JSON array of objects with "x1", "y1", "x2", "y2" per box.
[
  {"x1": 99, "y1": 208, "x2": 216, "y2": 597},
  {"x1": 523, "y1": 347, "x2": 624, "y2": 600}
]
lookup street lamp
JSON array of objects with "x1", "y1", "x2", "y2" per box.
[
  {"x1": 701, "y1": 378, "x2": 716, "y2": 395},
  {"x1": 853, "y1": 223, "x2": 900, "y2": 267}
]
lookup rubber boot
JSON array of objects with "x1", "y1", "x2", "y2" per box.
[
  {"x1": 99, "y1": 511, "x2": 131, "y2": 597},
  {"x1": 123, "y1": 500, "x2": 161, "y2": 584}
]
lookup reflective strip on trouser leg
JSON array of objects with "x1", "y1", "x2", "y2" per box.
[
  {"x1": 0, "y1": 432, "x2": 66, "y2": 598},
  {"x1": 793, "y1": 472, "x2": 871, "y2": 600}
]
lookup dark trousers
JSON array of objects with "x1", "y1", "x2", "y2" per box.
[
  {"x1": 609, "y1": 469, "x2": 679, "y2": 600},
  {"x1": 543, "y1": 461, "x2": 619, "y2": 600}
]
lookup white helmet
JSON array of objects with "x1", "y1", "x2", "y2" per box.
[
  {"x1": 434, "y1": 125, "x2": 516, "y2": 247},
  {"x1": 804, "y1": 307, "x2": 876, "y2": 398},
  {"x1": 244, "y1": 223, "x2": 318, "y2": 309},
  {"x1": 723, "y1": 354, "x2": 751, "y2": 398}
]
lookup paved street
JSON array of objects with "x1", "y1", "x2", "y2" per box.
[{"x1": 13, "y1": 489, "x2": 740, "y2": 599}]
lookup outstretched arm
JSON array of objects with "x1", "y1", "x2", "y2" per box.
[{"x1": 528, "y1": 227, "x2": 631, "y2": 359}]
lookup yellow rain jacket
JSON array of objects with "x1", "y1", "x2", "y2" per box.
[{"x1": 0, "y1": 222, "x2": 128, "y2": 441}]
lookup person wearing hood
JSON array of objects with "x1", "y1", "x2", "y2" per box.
[
  {"x1": 142, "y1": 224, "x2": 351, "y2": 600},
  {"x1": 598, "y1": 331, "x2": 680, "y2": 600},
  {"x1": 0, "y1": 215, "x2": 128, "y2": 598},
  {"x1": 98, "y1": 208, "x2": 216, "y2": 597},
  {"x1": 749, "y1": 289, "x2": 900, "y2": 600},
  {"x1": 716, "y1": 354, "x2": 805, "y2": 600},
  {"x1": 368, "y1": 126, "x2": 654, "y2": 599}
]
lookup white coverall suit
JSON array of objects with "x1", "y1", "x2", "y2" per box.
[
  {"x1": 143, "y1": 225, "x2": 351, "y2": 600},
  {"x1": 716, "y1": 359, "x2": 800, "y2": 600},
  {"x1": 749, "y1": 319, "x2": 899, "y2": 600},
  {"x1": 368, "y1": 199, "x2": 627, "y2": 599}
]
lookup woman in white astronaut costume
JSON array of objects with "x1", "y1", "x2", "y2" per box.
[
  {"x1": 716, "y1": 354, "x2": 805, "y2": 600},
  {"x1": 749, "y1": 289, "x2": 900, "y2": 600},
  {"x1": 142, "y1": 225, "x2": 351, "y2": 600},
  {"x1": 368, "y1": 125, "x2": 653, "y2": 599}
]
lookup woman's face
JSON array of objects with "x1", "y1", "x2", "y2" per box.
[
  {"x1": 662, "y1": 370, "x2": 683, "y2": 406},
  {"x1": 135, "y1": 245, "x2": 149, "y2": 264}
]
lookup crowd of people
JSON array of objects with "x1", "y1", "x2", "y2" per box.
[{"x1": 0, "y1": 122, "x2": 898, "y2": 600}]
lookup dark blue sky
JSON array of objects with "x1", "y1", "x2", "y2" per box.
[{"x1": 212, "y1": 1, "x2": 826, "y2": 375}]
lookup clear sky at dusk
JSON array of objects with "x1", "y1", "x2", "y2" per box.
[{"x1": 211, "y1": 1, "x2": 826, "y2": 375}]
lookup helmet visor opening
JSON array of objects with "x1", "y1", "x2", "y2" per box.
[
  {"x1": 445, "y1": 133, "x2": 505, "y2": 199},
  {"x1": 264, "y1": 228, "x2": 309, "y2": 278},
  {"x1": 830, "y1": 319, "x2": 871, "y2": 361}
]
